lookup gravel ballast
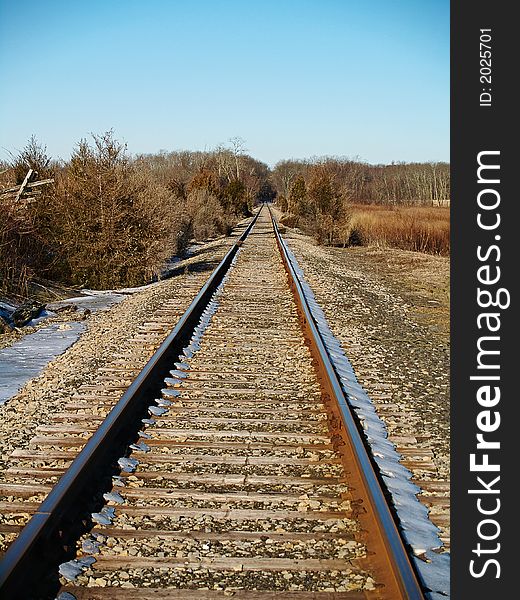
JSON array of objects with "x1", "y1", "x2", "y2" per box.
[
  {"x1": 0, "y1": 233, "x2": 243, "y2": 481},
  {"x1": 280, "y1": 225, "x2": 450, "y2": 548}
]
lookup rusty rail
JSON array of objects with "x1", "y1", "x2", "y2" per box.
[
  {"x1": 0, "y1": 211, "x2": 260, "y2": 599},
  {"x1": 268, "y1": 205, "x2": 425, "y2": 599}
]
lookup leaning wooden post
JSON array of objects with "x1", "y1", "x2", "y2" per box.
[{"x1": 14, "y1": 169, "x2": 35, "y2": 202}]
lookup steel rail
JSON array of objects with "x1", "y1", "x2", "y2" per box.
[
  {"x1": 268, "y1": 205, "x2": 425, "y2": 599},
  {"x1": 0, "y1": 210, "x2": 260, "y2": 599}
]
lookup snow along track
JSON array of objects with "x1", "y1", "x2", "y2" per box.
[{"x1": 269, "y1": 208, "x2": 449, "y2": 599}]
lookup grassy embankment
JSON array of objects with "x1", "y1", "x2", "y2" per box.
[{"x1": 346, "y1": 203, "x2": 450, "y2": 255}]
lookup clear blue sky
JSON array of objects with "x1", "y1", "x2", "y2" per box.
[{"x1": 0, "y1": 0, "x2": 449, "y2": 167}]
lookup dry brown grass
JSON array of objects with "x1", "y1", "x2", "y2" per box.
[{"x1": 346, "y1": 204, "x2": 450, "y2": 255}]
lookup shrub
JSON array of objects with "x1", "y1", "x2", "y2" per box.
[
  {"x1": 186, "y1": 188, "x2": 235, "y2": 239},
  {"x1": 0, "y1": 199, "x2": 34, "y2": 295},
  {"x1": 9, "y1": 135, "x2": 54, "y2": 184},
  {"x1": 49, "y1": 131, "x2": 192, "y2": 288},
  {"x1": 1, "y1": 138, "x2": 56, "y2": 296},
  {"x1": 306, "y1": 166, "x2": 350, "y2": 245}
]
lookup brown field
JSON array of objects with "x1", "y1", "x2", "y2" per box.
[{"x1": 347, "y1": 203, "x2": 450, "y2": 255}]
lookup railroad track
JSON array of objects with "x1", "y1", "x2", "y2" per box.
[{"x1": 0, "y1": 206, "x2": 429, "y2": 599}]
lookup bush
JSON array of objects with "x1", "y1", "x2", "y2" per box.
[
  {"x1": 1, "y1": 138, "x2": 56, "y2": 296},
  {"x1": 186, "y1": 188, "x2": 234, "y2": 240},
  {"x1": 47, "y1": 131, "x2": 194, "y2": 288},
  {"x1": 9, "y1": 135, "x2": 54, "y2": 184},
  {"x1": 0, "y1": 200, "x2": 34, "y2": 296}
]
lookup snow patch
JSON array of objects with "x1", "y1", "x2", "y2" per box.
[{"x1": 0, "y1": 322, "x2": 85, "y2": 405}]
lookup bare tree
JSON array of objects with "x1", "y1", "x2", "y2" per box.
[{"x1": 228, "y1": 136, "x2": 247, "y2": 180}]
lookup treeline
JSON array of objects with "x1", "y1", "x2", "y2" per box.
[
  {"x1": 272, "y1": 157, "x2": 450, "y2": 208},
  {"x1": 1, "y1": 140, "x2": 451, "y2": 297},
  {"x1": 272, "y1": 157, "x2": 450, "y2": 252},
  {"x1": 0, "y1": 133, "x2": 274, "y2": 295}
]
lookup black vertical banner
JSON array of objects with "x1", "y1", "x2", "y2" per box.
[{"x1": 451, "y1": 1, "x2": 514, "y2": 598}]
